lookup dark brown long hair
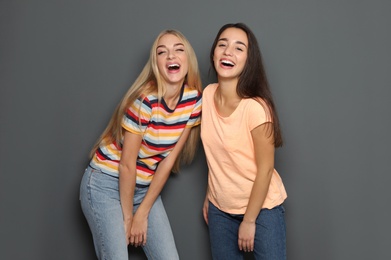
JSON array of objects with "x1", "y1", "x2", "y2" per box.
[{"x1": 210, "y1": 23, "x2": 283, "y2": 147}]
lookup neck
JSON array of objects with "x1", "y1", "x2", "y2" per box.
[
  {"x1": 216, "y1": 77, "x2": 240, "y2": 104},
  {"x1": 163, "y1": 82, "x2": 183, "y2": 109},
  {"x1": 214, "y1": 78, "x2": 242, "y2": 117}
]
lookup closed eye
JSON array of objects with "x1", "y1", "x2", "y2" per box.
[{"x1": 157, "y1": 48, "x2": 167, "y2": 55}]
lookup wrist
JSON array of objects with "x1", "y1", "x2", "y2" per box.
[
  {"x1": 123, "y1": 215, "x2": 133, "y2": 222},
  {"x1": 242, "y1": 216, "x2": 256, "y2": 224},
  {"x1": 135, "y1": 206, "x2": 150, "y2": 218}
]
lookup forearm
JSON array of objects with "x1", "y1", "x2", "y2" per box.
[
  {"x1": 243, "y1": 167, "x2": 274, "y2": 223},
  {"x1": 135, "y1": 128, "x2": 191, "y2": 217},
  {"x1": 245, "y1": 123, "x2": 276, "y2": 223},
  {"x1": 119, "y1": 131, "x2": 143, "y2": 221},
  {"x1": 134, "y1": 158, "x2": 173, "y2": 217},
  {"x1": 119, "y1": 164, "x2": 137, "y2": 221},
  {"x1": 204, "y1": 186, "x2": 210, "y2": 202}
]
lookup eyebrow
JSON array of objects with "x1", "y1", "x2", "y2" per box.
[
  {"x1": 157, "y1": 43, "x2": 185, "y2": 49},
  {"x1": 218, "y1": 38, "x2": 247, "y2": 48}
]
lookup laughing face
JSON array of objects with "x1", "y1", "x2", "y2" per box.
[
  {"x1": 156, "y1": 33, "x2": 188, "y2": 87},
  {"x1": 213, "y1": 27, "x2": 248, "y2": 80}
]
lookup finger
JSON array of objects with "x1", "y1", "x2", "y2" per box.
[
  {"x1": 243, "y1": 241, "x2": 248, "y2": 252},
  {"x1": 246, "y1": 241, "x2": 251, "y2": 252},
  {"x1": 203, "y1": 208, "x2": 208, "y2": 225},
  {"x1": 143, "y1": 233, "x2": 147, "y2": 246},
  {"x1": 238, "y1": 239, "x2": 243, "y2": 251},
  {"x1": 132, "y1": 236, "x2": 138, "y2": 246},
  {"x1": 239, "y1": 239, "x2": 250, "y2": 252},
  {"x1": 249, "y1": 240, "x2": 254, "y2": 251},
  {"x1": 137, "y1": 234, "x2": 143, "y2": 247}
]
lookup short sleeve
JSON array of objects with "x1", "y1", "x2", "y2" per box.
[
  {"x1": 185, "y1": 91, "x2": 202, "y2": 128},
  {"x1": 122, "y1": 96, "x2": 152, "y2": 134},
  {"x1": 247, "y1": 98, "x2": 272, "y2": 131}
]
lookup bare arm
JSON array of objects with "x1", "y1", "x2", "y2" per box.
[
  {"x1": 203, "y1": 186, "x2": 210, "y2": 225},
  {"x1": 118, "y1": 131, "x2": 143, "y2": 245},
  {"x1": 238, "y1": 123, "x2": 275, "y2": 252},
  {"x1": 130, "y1": 127, "x2": 192, "y2": 247}
]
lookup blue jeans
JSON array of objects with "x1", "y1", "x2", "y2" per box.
[
  {"x1": 208, "y1": 201, "x2": 286, "y2": 260},
  {"x1": 80, "y1": 166, "x2": 179, "y2": 260}
]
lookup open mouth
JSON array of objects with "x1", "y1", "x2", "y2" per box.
[
  {"x1": 168, "y1": 64, "x2": 180, "y2": 71},
  {"x1": 221, "y1": 60, "x2": 234, "y2": 67}
]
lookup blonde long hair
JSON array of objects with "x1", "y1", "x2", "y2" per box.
[{"x1": 90, "y1": 29, "x2": 202, "y2": 172}]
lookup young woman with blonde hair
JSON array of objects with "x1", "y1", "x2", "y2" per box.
[{"x1": 80, "y1": 29, "x2": 202, "y2": 260}]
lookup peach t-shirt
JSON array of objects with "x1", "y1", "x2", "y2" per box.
[{"x1": 201, "y1": 83, "x2": 287, "y2": 214}]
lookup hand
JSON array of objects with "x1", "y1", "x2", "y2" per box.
[
  {"x1": 130, "y1": 211, "x2": 148, "y2": 247},
  {"x1": 203, "y1": 196, "x2": 209, "y2": 225},
  {"x1": 123, "y1": 217, "x2": 133, "y2": 245},
  {"x1": 238, "y1": 220, "x2": 256, "y2": 252}
]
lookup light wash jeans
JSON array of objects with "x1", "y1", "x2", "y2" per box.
[
  {"x1": 208, "y1": 201, "x2": 286, "y2": 260},
  {"x1": 80, "y1": 166, "x2": 179, "y2": 260}
]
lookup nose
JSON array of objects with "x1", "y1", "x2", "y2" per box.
[
  {"x1": 223, "y1": 44, "x2": 233, "y2": 56},
  {"x1": 167, "y1": 50, "x2": 176, "y2": 59}
]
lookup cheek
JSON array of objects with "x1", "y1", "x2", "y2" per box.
[
  {"x1": 214, "y1": 59, "x2": 221, "y2": 70},
  {"x1": 239, "y1": 55, "x2": 248, "y2": 67},
  {"x1": 157, "y1": 59, "x2": 166, "y2": 72},
  {"x1": 213, "y1": 49, "x2": 219, "y2": 59},
  {"x1": 181, "y1": 56, "x2": 189, "y2": 72},
  {"x1": 181, "y1": 64, "x2": 189, "y2": 76}
]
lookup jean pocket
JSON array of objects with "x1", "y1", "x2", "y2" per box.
[{"x1": 276, "y1": 204, "x2": 285, "y2": 214}]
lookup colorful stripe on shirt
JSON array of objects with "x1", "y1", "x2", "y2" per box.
[{"x1": 89, "y1": 84, "x2": 201, "y2": 185}]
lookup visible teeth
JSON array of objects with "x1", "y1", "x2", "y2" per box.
[
  {"x1": 168, "y1": 64, "x2": 180, "y2": 70},
  {"x1": 221, "y1": 60, "x2": 234, "y2": 66}
]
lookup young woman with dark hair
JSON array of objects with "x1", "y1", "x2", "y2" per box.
[{"x1": 202, "y1": 23, "x2": 287, "y2": 260}]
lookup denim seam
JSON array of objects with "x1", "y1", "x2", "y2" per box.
[{"x1": 87, "y1": 169, "x2": 108, "y2": 259}]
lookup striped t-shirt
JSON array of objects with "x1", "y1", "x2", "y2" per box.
[{"x1": 90, "y1": 84, "x2": 202, "y2": 185}]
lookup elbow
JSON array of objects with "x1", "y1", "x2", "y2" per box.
[
  {"x1": 258, "y1": 166, "x2": 274, "y2": 180},
  {"x1": 266, "y1": 168, "x2": 274, "y2": 179},
  {"x1": 267, "y1": 166, "x2": 274, "y2": 175},
  {"x1": 118, "y1": 162, "x2": 134, "y2": 176}
]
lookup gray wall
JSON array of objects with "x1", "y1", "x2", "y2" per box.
[{"x1": 1, "y1": 1, "x2": 390, "y2": 259}]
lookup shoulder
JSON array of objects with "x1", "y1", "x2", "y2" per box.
[
  {"x1": 135, "y1": 93, "x2": 157, "y2": 109},
  {"x1": 203, "y1": 83, "x2": 218, "y2": 98},
  {"x1": 126, "y1": 94, "x2": 154, "y2": 116},
  {"x1": 184, "y1": 84, "x2": 202, "y2": 98},
  {"x1": 243, "y1": 98, "x2": 272, "y2": 122},
  {"x1": 204, "y1": 83, "x2": 218, "y2": 93},
  {"x1": 182, "y1": 85, "x2": 202, "y2": 106}
]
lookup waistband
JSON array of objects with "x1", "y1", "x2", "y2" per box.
[{"x1": 88, "y1": 164, "x2": 150, "y2": 188}]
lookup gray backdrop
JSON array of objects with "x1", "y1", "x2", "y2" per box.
[{"x1": 1, "y1": 1, "x2": 390, "y2": 259}]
